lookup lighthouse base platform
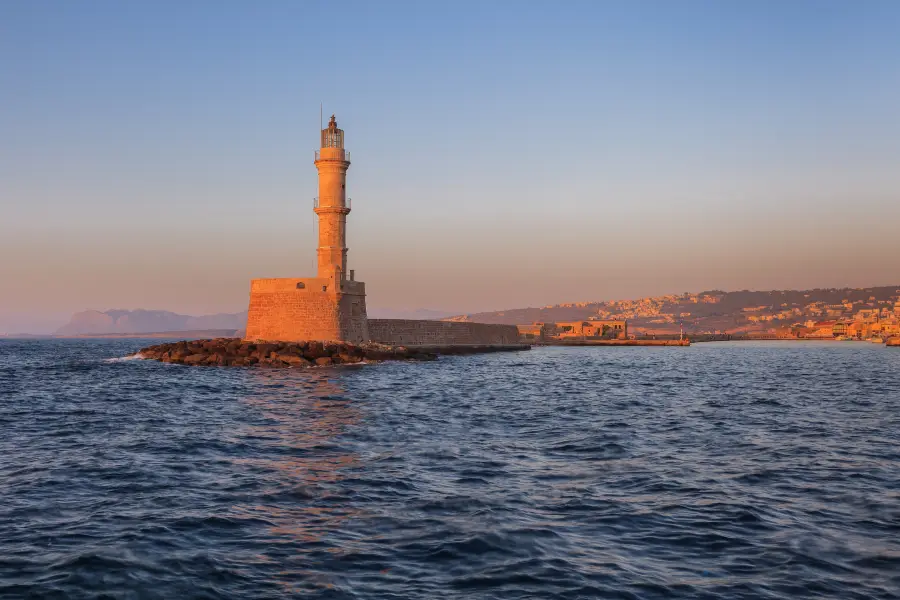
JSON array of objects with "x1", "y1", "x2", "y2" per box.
[{"x1": 244, "y1": 278, "x2": 369, "y2": 344}]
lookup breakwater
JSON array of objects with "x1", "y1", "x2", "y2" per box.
[
  {"x1": 547, "y1": 339, "x2": 690, "y2": 346},
  {"x1": 136, "y1": 338, "x2": 529, "y2": 367},
  {"x1": 367, "y1": 319, "x2": 519, "y2": 346}
]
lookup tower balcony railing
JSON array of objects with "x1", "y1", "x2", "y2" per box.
[
  {"x1": 313, "y1": 197, "x2": 352, "y2": 209},
  {"x1": 314, "y1": 150, "x2": 351, "y2": 161}
]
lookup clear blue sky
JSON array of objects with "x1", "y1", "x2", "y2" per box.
[{"x1": 2, "y1": 1, "x2": 899, "y2": 332}]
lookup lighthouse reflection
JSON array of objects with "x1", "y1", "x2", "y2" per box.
[{"x1": 229, "y1": 369, "x2": 364, "y2": 551}]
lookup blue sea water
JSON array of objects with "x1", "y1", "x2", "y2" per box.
[{"x1": 1, "y1": 339, "x2": 899, "y2": 599}]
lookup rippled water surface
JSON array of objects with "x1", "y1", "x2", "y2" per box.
[{"x1": 1, "y1": 340, "x2": 899, "y2": 599}]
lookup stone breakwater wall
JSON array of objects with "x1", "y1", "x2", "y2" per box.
[
  {"x1": 367, "y1": 320, "x2": 520, "y2": 346},
  {"x1": 136, "y1": 338, "x2": 530, "y2": 367}
]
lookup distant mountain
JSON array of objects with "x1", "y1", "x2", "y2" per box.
[
  {"x1": 66, "y1": 329, "x2": 242, "y2": 339},
  {"x1": 55, "y1": 309, "x2": 248, "y2": 336},
  {"x1": 0, "y1": 333, "x2": 54, "y2": 339},
  {"x1": 54, "y1": 306, "x2": 451, "y2": 336}
]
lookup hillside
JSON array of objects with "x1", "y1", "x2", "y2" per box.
[
  {"x1": 55, "y1": 309, "x2": 248, "y2": 336},
  {"x1": 446, "y1": 286, "x2": 900, "y2": 334}
]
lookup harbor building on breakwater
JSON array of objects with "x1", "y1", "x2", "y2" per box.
[
  {"x1": 244, "y1": 116, "x2": 518, "y2": 347},
  {"x1": 517, "y1": 320, "x2": 629, "y2": 342}
]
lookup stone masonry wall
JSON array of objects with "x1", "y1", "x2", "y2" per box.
[
  {"x1": 244, "y1": 278, "x2": 368, "y2": 343},
  {"x1": 367, "y1": 319, "x2": 520, "y2": 346},
  {"x1": 246, "y1": 279, "x2": 513, "y2": 346},
  {"x1": 338, "y1": 291, "x2": 369, "y2": 343}
]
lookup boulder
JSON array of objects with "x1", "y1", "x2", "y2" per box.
[
  {"x1": 304, "y1": 342, "x2": 325, "y2": 360},
  {"x1": 255, "y1": 343, "x2": 276, "y2": 357},
  {"x1": 272, "y1": 353, "x2": 310, "y2": 367},
  {"x1": 282, "y1": 342, "x2": 305, "y2": 356},
  {"x1": 314, "y1": 356, "x2": 333, "y2": 366},
  {"x1": 183, "y1": 354, "x2": 207, "y2": 365}
]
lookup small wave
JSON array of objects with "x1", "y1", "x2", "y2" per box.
[{"x1": 104, "y1": 353, "x2": 144, "y2": 362}]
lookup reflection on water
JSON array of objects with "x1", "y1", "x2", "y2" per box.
[{"x1": 231, "y1": 371, "x2": 365, "y2": 592}]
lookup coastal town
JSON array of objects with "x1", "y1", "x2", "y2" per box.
[{"x1": 446, "y1": 286, "x2": 900, "y2": 344}]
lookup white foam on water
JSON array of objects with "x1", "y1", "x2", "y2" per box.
[{"x1": 104, "y1": 353, "x2": 145, "y2": 363}]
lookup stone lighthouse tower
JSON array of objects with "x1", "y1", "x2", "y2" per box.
[
  {"x1": 244, "y1": 115, "x2": 368, "y2": 343},
  {"x1": 315, "y1": 115, "x2": 350, "y2": 282}
]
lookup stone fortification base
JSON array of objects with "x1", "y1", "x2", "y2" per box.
[{"x1": 136, "y1": 338, "x2": 530, "y2": 367}]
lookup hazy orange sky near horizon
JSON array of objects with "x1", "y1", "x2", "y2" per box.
[{"x1": 2, "y1": 1, "x2": 900, "y2": 333}]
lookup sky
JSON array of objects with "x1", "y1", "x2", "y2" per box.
[{"x1": 2, "y1": 0, "x2": 899, "y2": 333}]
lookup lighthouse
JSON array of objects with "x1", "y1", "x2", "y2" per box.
[
  {"x1": 315, "y1": 115, "x2": 351, "y2": 283},
  {"x1": 240, "y1": 113, "x2": 524, "y2": 347},
  {"x1": 244, "y1": 115, "x2": 369, "y2": 343}
]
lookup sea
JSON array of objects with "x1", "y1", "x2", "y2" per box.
[{"x1": 1, "y1": 339, "x2": 899, "y2": 599}]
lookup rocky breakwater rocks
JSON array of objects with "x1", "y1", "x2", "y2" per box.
[{"x1": 136, "y1": 338, "x2": 437, "y2": 367}]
